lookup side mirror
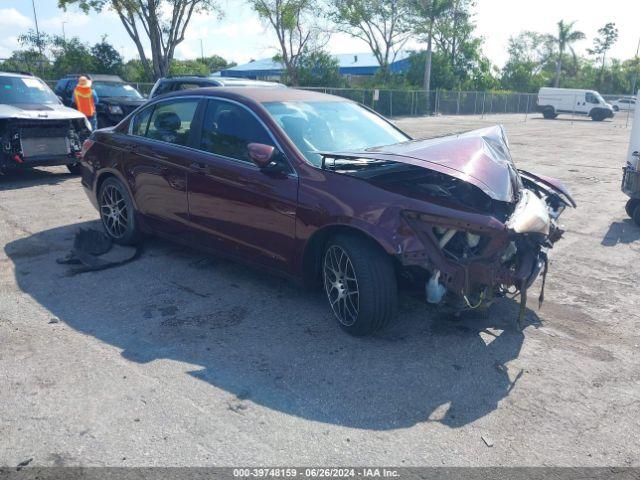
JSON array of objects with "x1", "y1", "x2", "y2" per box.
[{"x1": 248, "y1": 143, "x2": 276, "y2": 169}]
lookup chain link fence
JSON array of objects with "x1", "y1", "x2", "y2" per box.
[{"x1": 43, "y1": 78, "x2": 634, "y2": 122}]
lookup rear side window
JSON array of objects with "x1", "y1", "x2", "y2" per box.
[
  {"x1": 131, "y1": 105, "x2": 154, "y2": 137},
  {"x1": 145, "y1": 99, "x2": 199, "y2": 146},
  {"x1": 175, "y1": 82, "x2": 204, "y2": 91},
  {"x1": 198, "y1": 99, "x2": 273, "y2": 162},
  {"x1": 153, "y1": 80, "x2": 173, "y2": 97}
]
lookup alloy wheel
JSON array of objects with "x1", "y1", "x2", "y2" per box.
[
  {"x1": 100, "y1": 184, "x2": 129, "y2": 239},
  {"x1": 323, "y1": 245, "x2": 360, "y2": 326}
]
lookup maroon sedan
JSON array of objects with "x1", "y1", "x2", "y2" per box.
[{"x1": 81, "y1": 88, "x2": 575, "y2": 335}]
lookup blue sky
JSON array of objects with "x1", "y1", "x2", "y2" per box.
[{"x1": 1, "y1": 0, "x2": 638, "y2": 68}]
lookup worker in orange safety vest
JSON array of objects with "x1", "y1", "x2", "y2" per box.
[{"x1": 71, "y1": 76, "x2": 99, "y2": 130}]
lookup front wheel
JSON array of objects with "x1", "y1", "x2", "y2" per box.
[
  {"x1": 98, "y1": 177, "x2": 142, "y2": 245},
  {"x1": 613, "y1": 105, "x2": 620, "y2": 112},
  {"x1": 323, "y1": 234, "x2": 397, "y2": 336}
]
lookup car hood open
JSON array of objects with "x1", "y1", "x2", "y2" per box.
[{"x1": 320, "y1": 125, "x2": 523, "y2": 203}]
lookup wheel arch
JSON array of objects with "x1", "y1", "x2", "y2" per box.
[
  {"x1": 95, "y1": 168, "x2": 138, "y2": 209},
  {"x1": 300, "y1": 223, "x2": 397, "y2": 287}
]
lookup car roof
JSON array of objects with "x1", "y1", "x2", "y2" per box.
[
  {"x1": 64, "y1": 74, "x2": 125, "y2": 83},
  {"x1": 162, "y1": 87, "x2": 347, "y2": 104}
]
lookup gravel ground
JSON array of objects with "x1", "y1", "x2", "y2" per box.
[{"x1": 0, "y1": 113, "x2": 638, "y2": 467}]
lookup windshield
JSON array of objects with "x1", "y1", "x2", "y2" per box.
[
  {"x1": 263, "y1": 100, "x2": 409, "y2": 166},
  {"x1": 0, "y1": 76, "x2": 59, "y2": 105},
  {"x1": 93, "y1": 82, "x2": 143, "y2": 99}
]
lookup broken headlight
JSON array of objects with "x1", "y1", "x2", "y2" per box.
[{"x1": 506, "y1": 189, "x2": 550, "y2": 235}]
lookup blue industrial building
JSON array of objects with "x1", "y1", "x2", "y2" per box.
[{"x1": 218, "y1": 52, "x2": 412, "y2": 79}]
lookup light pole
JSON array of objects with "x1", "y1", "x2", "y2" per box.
[
  {"x1": 199, "y1": 38, "x2": 204, "y2": 62},
  {"x1": 31, "y1": 0, "x2": 44, "y2": 73},
  {"x1": 62, "y1": 21, "x2": 67, "y2": 41}
]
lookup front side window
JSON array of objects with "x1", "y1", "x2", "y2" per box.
[
  {"x1": 585, "y1": 92, "x2": 598, "y2": 104},
  {"x1": 263, "y1": 101, "x2": 409, "y2": 166},
  {"x1": 145, "y1": 99, "x2": 199, "y2": 146},
  {"x1": 198, "y1": 99, "x2": 274, "y2": 162},
  {"x1": 131, "y1": 105, "x2": 154, "y2": 137}
]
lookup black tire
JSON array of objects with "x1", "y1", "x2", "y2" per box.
[
  {"x1": 98, "y1": 177, "x2": 142, "y2": 245},
  {"x1": 67, "y1": 162, "x2": 82, "y2": 175},
  {"x1": 625, "y1": 199, "x2": 640, "y2": 218},
  {"x1": 322, "y1": 234, "x2": 397, "y2": 336},
  {"x1": 542, "y1": 110, "x2": 557, "y2": 119},
  {"x1": 613, "y1": 105, "x2": 619, "y2": 112},
  {"x1": 633, "y1": 205, "x2": 640, "y2": 227}
]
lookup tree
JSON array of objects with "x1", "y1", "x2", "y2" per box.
[
  {"x1": 58, "y1": 0, "x2": 222, "y2": 80},
  {"x1": 329, "y1": 0, "x2": 415, "y2": 80},
  {"x1": 248, "y1": 0, "x2": 325, "y2": 86},
  {"x1": 296, "y1": 50, "x2": 344, "y2": 87},
  {"x1": 588, "y1": 22, "x2": 618, "y2": 88},
  {"x1": 547, "y1": 20, "x2": 585, "y2": 87},
  {"x1": 500, "y1": 31, "x2": 552, "y2": 92},
  {"x1": 412, "y1": 0, "x2": 451, "y2": 93},
  {"x1": 50, "y1": 36, "x2": 95, "y2": 78},
  {"x1": 91, "y1": 36, "x2": 124, "y2": 75}
]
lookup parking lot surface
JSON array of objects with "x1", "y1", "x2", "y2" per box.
[{"x1": 1, "y1": 114, "x2": 638, "y2": 466}]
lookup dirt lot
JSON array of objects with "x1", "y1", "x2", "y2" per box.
[{"x1": 1, "y1": 113, "x2": 638, "y2": 467}]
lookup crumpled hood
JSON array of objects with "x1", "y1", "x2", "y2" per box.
[
  {"x1": 0, "y1": 103, "x2": 86, "y2": 121},
  {"x1": 323, "y1": 125, "x2": 522, "y2": 203}
]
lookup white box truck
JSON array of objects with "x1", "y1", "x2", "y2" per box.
[{"x1": 537, "y1": 87, "x2": 614, "y2": 121}]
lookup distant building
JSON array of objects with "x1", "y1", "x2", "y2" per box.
[{"x1": 218, "y1": 52, "x2": 412, "y2": 80}]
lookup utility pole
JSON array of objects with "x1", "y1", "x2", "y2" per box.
[
  {"x1": 31, "y1": 0, "x2": 44, "y2": 75},
  {"x1": 62, "y1": 21, "x2": 67, "y2": 41},
  {"x1": 199, "y1": 39, "x2": 204, "y2": 62}
]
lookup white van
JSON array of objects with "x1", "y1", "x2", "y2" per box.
[{"x1": 537, "y1": 87, "x2": 614, "y2": 121}]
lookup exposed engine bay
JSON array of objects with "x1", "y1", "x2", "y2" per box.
[{"x1": 320, "y1": 125, "x2": 576, "y2": 327}]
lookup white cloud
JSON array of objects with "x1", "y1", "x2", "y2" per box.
[
  {"x1": 0, "y1": 8, "x2": 31, "y2": 31},
  {"x1": 40, "y1": 13, "x2": 90, "y2": 31}
]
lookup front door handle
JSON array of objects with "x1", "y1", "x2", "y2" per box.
[{"x1": 190, "y1": 161, "x2": 208, "y2": 174}]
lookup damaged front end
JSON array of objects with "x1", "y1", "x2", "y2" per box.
[
  {"x1": 0, "y1": 117, "x2": 89, "y2": 170},
  {"x1": 321, "y1": 125, "x2": 575, "y2": 327}
]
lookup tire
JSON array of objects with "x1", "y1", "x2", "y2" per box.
[
  {"x1": 67, "y1": 162, "x2": 82, "y2": 175},
  {"x1": 98, "y1": 177, "x2": 142, "y2": 245},
  {"x1": 633, "y1": 205, "x2": 640, "y2": 227},
  {"x1": 322, "y1": 234, "x2": 397, "y2": 336},
  {"x1": 613, "y1": 105, "x2": 620, "y2": 112},
  {"x1": 625, "y1": 199, "x2": 640, "y2": 218},
  {"x1": 542, "y1": 110, "x2": 557, "y2": 119},
  {"x1": 591, "y1": 115, "x2": 604, "y2": 122}
]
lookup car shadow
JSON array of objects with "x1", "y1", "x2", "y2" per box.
[
  {"x1": 0, "y1": 168, "x2": 75, "y2": 191},
  {"x1": 5, "y1": 221, "x2": 538, "y2": 431},
  {"x1": 601, "y1": 219, "x2": 640, "y2": 246}
]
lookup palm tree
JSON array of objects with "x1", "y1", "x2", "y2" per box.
[{"x1": 547, "y1": 20, "x2": 585, "y2": 87}]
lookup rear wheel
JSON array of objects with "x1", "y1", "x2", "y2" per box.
[
  {"x1": 625, "y1": 199, "x2": 640, "y2": 218},
  {"x1": 98, "y1": 177, "x2": 141, "y2": 245},
  {"x1": 542, "y1": 109, "x2": 557, "y2": 119},
  {"x1": 323, "y1": 234, "x2": 397, "y2": 336},
  {"x1": 613, "y1": 105, "x2": 620, "y2": 112}
]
